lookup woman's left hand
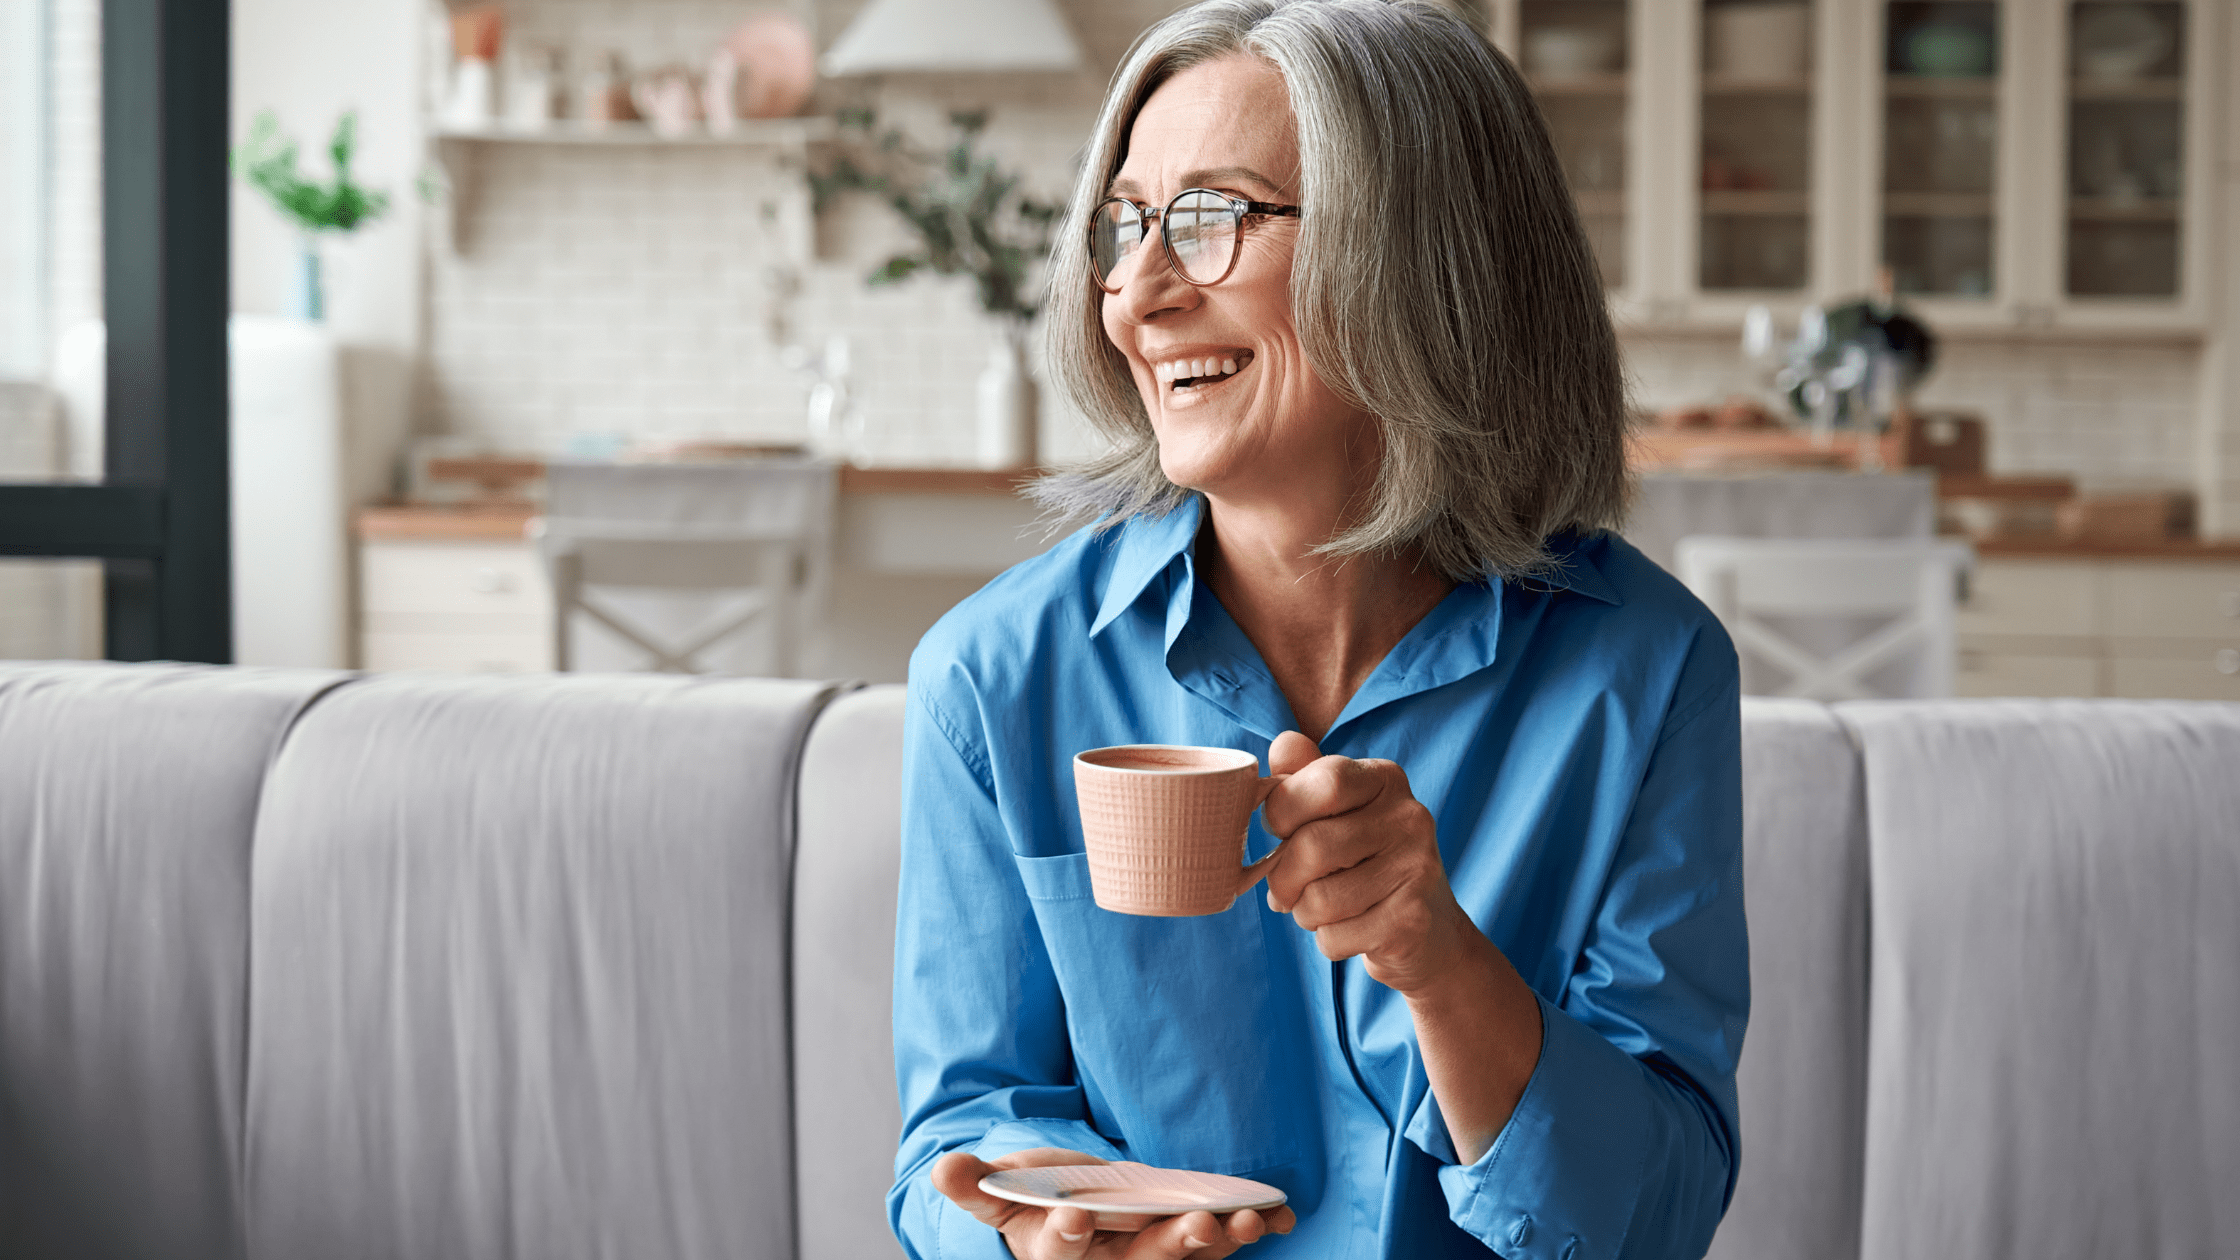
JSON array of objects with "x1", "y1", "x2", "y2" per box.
[{"x1": 1258, "y1": 731, "x2": 1486, "y2": 995}]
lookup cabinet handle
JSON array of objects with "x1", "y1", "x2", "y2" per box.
[
  {"x1": 2216, "y1": 649, "x2": 2240, "y2": 677},
  {"x1": 470, "y1": 568, "x2": 515, "y2": 595}
]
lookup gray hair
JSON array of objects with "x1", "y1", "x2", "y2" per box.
[{"x1": 1034, "y1": 0, "x2": 1629, "y2": 582}]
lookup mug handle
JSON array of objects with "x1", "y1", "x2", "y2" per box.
[{"x1": 1235, "y1": 773, "x2": 1287, "y2": 896}]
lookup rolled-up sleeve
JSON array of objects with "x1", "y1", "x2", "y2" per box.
[
  {"x1": 888, "y1": 688, "x2": 1120, "y2": 1259},
  {"x1": 1412, "y1": 674, "x2": 1749, "y2": 1260}
]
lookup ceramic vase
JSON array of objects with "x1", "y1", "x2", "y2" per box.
[
  {"x1": 291, "y1": 237, "x2": 324, "y2": 322},
  {"x1": 976, "y1": 322, "x2": 1038, "y2": 470}
]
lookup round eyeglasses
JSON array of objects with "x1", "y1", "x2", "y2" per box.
[{"x1": 1088, "y1": 188, "x2": 1303, "y2": 293}]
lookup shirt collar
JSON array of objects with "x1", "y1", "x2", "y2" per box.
[{"x1": 1089, "y1": 495, "x2": 1205, "y2": 638}]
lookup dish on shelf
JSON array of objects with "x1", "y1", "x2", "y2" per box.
[{"x1": 2073, "y1": 4, "x2": 2172, "y2": 82}]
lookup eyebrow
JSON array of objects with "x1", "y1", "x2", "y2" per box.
[{"x1": 1107, "y1": 165, "x2": 1290, "y2": 200}]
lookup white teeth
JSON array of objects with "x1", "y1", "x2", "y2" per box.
[
  {"x1": 1221, "y1": 358, "x2": 1237, "y2": 375},
  {"x1": 1155, "y1": 362, "x2": 1173, "y2": 382}
]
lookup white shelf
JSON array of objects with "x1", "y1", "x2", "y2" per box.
[
  {"x1": 430, "y1": 117, "x2": 836, "y2": 147},
  {"x1": 424, "y1": 116, "x2": 831, "y2": 257}
]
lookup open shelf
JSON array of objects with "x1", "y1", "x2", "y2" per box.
[
  {"x1": 2068, "y1": 77, "x2": 2184, "y2": 101},
  {"x1": 1884, "y1": 75, "x2": 1998, "y2": 99},
  {"x1": 1702, "y1": 190, "x2": 1809, "y2": 215},
  {"x1": 1528, "y1": 73, "x2": 1629, "y2": 97},
  {"x1": 430, "y1": 117, "x2": 835, "y2": 147}
]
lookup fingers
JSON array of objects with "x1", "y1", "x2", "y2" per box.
[
  {"x1": 1281, "y1": 844, "x2": 1407, "y2": 932},
  {"x1": 1122, "y1": 1210, "x2": 1227, "y2": 1258},
  {"x1": 1266, "y1": 730, "x2": 1321, "y2": 777},
  {"x1": 931, "y1": 1151, "x2": 1010, "y2": 1227},
  {"x1": 1026, "y1": 1205, "x2": 1099, "y2": 1259},
  {"x1": 1260, "y1": 754, "x2": 1398, "y2": 839}
]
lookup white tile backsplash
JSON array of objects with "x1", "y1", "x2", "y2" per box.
[
  {"x1": 1623, "y1": 334, "x2": 2203, "y2": 492},
  {"x1": 423, "y1": 0, "x2": 2207, "y2": 500}
]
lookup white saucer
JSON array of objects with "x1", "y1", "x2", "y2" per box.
[{"x1": 979, "y1": 1162, "x2": 1286, "y2": 1232}]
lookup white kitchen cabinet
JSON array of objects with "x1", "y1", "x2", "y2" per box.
[
  {"x1": 359, "y1": 539, "x2": 555, "y2": 673},
  {"x1": 1956, "y1": 554, "x2": 2240, "y2": 696},
  {"x1": 1487, "y1": 0, "x2": 2225, "y2": 337}
]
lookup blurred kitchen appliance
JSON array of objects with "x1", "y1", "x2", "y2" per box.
[{"x1": 820, "y1": 0, "x2": 1083, "y2": 75}]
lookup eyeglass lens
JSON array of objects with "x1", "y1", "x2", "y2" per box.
[{"x1": 1091, "y1": 190, "x2": 1240, "y2": 289}]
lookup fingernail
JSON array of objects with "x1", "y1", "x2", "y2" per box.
[
  {"x1": 1059, "y1": 1229, "x2": 1089, "y2": 1242},
  {"x1": 1186, "y1": 1234, "x2": 1210, "y2": 1248}
]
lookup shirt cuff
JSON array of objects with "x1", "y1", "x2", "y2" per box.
[
  {"x1": 930, "y1": 1121, "x2": 1130, "y2": 1260},
  {"x1": 1432, "y1": 994, "x2": 1655, "y2": 1260}
]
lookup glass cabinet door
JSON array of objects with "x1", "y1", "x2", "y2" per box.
[
  {"x1": 2065, "y1": 1, "x2": 2184, "y2": 298},
  {"x1": 1519, "y1": 0, "x2": 1629, "y2": 288},
  {"x1": 1699, "y1": 0, "x2": 1814, "y2": 291},
  {"x1": 1882, "y1": 1, "x2": 2000, "y2": 298}
]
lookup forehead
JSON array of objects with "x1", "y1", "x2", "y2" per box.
[{"x1": 1113, "y1": 55, "x2": 1299, "y2": 197}]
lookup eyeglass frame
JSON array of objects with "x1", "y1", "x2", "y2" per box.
[{"x1": 1087, "y1": 188, "x2": 1303, "y2": 294}]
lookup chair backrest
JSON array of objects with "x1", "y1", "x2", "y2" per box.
[
  {"x1": 1676, "y1": 536, "x2": 1974, "y2": 700},
  {"x1": 539, "y1": 461, "x2": 837, "y2": 677}
]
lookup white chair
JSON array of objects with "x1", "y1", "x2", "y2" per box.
[
  {"x1": 538, "y1": 460, "x2": 836, "y2": 678},
  {"x1": 1675, "y1": 536, "x2": 1975, "y2": 701}
]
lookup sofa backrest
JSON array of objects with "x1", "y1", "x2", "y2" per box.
[
  {"x1": 1843, "y1": 699, "x2": 2240, "y2": 1260},
  {"x1": 791, "y1": 685, "x2": 909, "y2": 1260},
  {"x1": 1707, "y1": 698, "x2": 1871, "y2": 1260},
  {"x1": 241, "y1": 671, "x2": 839, "y2": 1260},
  {"x1": 0, "y1": 663, "x2": 346, "y2": 1260}
]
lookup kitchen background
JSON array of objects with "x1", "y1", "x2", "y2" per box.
[{"x1": 3, "y1": 0, "x2": 2237, "y2": 685}]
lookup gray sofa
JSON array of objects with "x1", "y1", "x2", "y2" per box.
[{"x1": 2, "y1": 662, "x2": 2234, "y2": 1260}]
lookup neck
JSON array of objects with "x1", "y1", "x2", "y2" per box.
[{"x1": 1196, "y1": 491, "x2": 1454, "y2": 742}]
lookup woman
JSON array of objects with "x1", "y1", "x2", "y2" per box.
[{"x1": 891, "y1": 2, "x2": 1746, "y2": 1257}]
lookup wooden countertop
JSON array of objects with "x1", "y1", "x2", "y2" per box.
[
  {"x1": 359, "y1": 465, "x2": 1045, "y2": 542},
  {"x1": 357, "y1": 502, "x2": 539, "y2": 541},
  {"x1": 1968, "y1": 537, "x2": 2240, "y2": 561}
]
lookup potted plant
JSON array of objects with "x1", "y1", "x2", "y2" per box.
[
  {"x1": 232, "y1": 110, "x2": 391, "y2": 322},
  {"x1": 810, "y1": 109, "x2": 1059, "y2": 468}
]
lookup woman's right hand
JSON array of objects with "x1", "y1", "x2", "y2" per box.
[{"x1": 930, "y1": 1148, "x2": 1295, "y2": 1259}]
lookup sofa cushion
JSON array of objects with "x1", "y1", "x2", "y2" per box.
[
  {"x1": 792, "y1": 684, "x2": 908, "y2": 1260},
  {"x1": 242, "y1": 672, "x2": 838, "y2": 1260},
  {"x1": 1706, "y1": 698, "x2": 1869, "y2": 1260},
  {"x1": 1841, "y1": 699, "x2": 2240, "y2": 1260},
  {"x1": 0, "y1": 662, "x2": 346, "y2": 1260}
]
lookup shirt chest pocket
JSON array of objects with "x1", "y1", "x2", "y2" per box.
[{"x1": 1013, "y1": 851, "x2": 1311, "y2": 1177}]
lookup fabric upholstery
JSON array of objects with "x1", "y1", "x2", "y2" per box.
[
  {"x1": 242, "y1": 672, "x2": 837, "y2": 1260},
  {"x1": 1841, "y1": 699, "x2": 2240, "y2": 1260},
  {"x1": 792, "y1": 685, "x2": 907, "y2": 1260},
  {"x1": 1705, "y1": 699, "x2": 1869, "y2": 1260},
  {"x1": 0, "y1": 662, "x2": 346, "y2": 1260}
]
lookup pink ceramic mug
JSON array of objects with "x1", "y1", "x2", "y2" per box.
[{"x1": 1073, "y1": 745, "x2": 1283, "y2": 917}]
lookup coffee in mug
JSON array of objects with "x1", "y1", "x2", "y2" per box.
[{"x1": 1072, "y1": 744, "x2": 1282, "y2": 916}]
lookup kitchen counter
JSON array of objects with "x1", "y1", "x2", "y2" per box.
[
  {"x1": 1968, "y1": 537, "x2": 2240, "y2": 561},
  {"x1": 357, "y1": 465, "x2": 1049, "y2": 542}
]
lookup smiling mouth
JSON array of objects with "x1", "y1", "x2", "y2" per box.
[{"x1": 1160, "y1": 350, "x2": 1254, "y2": 393}]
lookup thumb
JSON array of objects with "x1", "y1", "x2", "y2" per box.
[{"x1": 1268, "y1": 730, "x2": 1321, "y2": 778}]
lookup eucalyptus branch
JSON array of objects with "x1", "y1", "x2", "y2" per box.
[
  {"x1": 809, "y1": 109, "x2": 1060, "y2": 322},
  {"x1": 232, "y1": 110, "x2": 390, "y2": 235}
]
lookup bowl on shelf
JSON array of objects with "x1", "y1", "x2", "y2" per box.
[
  {"x1": 1902, "y1": 23, "x2": 1993, "y2": 77},
  {"x1": 1525, "y1": 26, "x2": 1620, "y2": 80},
  {"x1": 2073, "y1": 3, "x2": 2171, "y2": 82}
]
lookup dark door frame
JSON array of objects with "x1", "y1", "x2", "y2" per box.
[{"x1": 0, "y1": 0, "x2": 231, "y2": 663}]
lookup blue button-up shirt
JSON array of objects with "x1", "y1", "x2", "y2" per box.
[{"x1": 892, "y1": 496, "x2": 1747, "y2": 1260}]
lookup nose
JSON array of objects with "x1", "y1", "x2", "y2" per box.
[{"x1": 1105, "y1": 241, "x2": 1201, "y2": 327}]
